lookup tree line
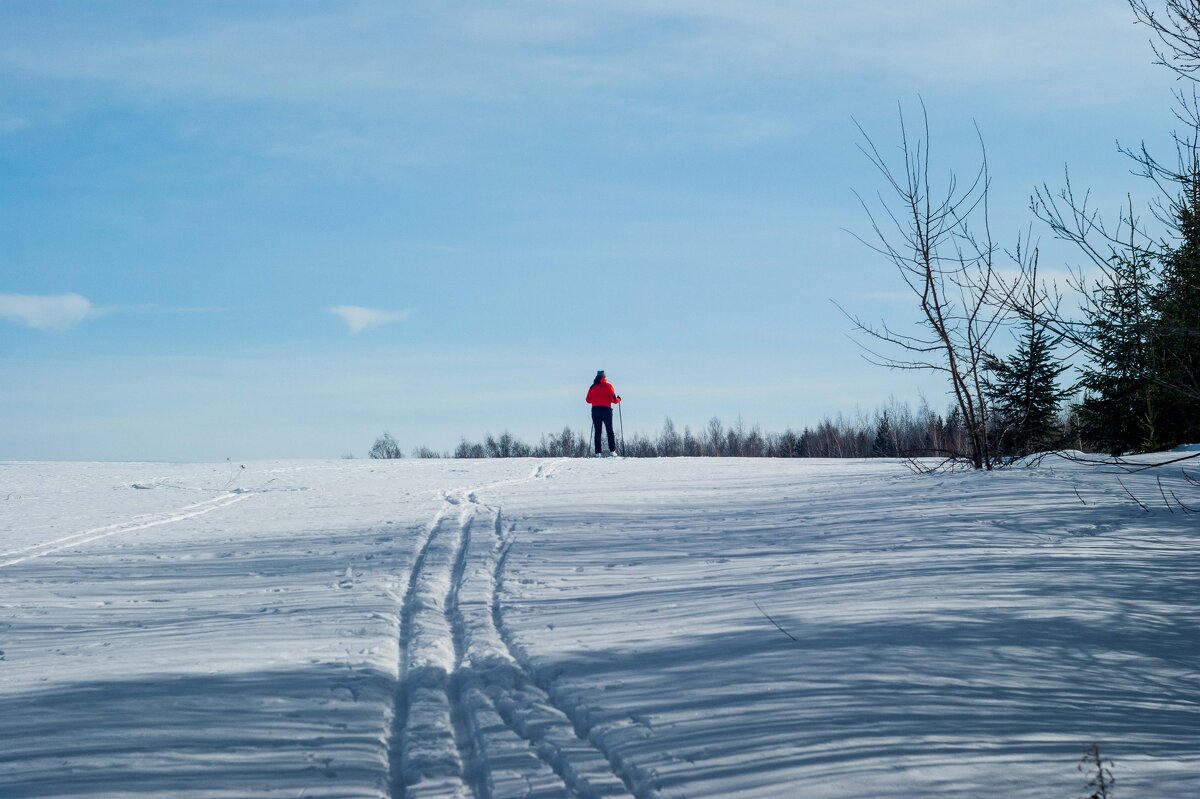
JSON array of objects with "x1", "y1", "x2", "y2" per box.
[{"x1": 364, "y1": 397, "x2": 1081, "y2": 460}]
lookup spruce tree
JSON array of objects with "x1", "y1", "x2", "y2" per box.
[
  {"x1": 1150, "y1": 167, "x2": 1200, "y2": 448},
  {"x1": 1076, "y1": 250, "x2": 1160, "y2": 455},
  {"x1": 872, "y1": 410, "x2": 897, "y2": 457},
  {"x1": 984, "y1": 314, "x2": 1072, "y2": 459}
]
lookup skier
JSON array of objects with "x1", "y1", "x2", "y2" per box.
[{"x1": 585, "y1": 370, "x2": 621, "y2": 456}]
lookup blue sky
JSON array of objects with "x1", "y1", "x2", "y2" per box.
[{"x1": 0, "y1": 1, "x2": 1182, "y2": 460}]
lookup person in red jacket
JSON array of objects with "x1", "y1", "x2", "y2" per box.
[{"x1": 585, "y1": 370, "x2": 621, "y2": 456}]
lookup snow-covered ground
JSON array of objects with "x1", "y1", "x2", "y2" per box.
[{"x1": 0, "y1": 457, "x2": 1196, "y2": 798}]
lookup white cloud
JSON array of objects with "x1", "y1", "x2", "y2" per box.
[
  {"x1": 329, "y1": 305, "x2": 410, "y2": 333},
  {"x1": 0, "y1": 293, "x2": 97, "y2": 332},
  {"x1": 0, "y1": 116, "x2": 29, "y2": 134}
]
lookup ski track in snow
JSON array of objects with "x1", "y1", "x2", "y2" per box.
[
  {"x1": 391, "y1": 462, "x2": 637, "y2": 799},
  {"x1": 0, "y1": 491, "x2": 252, "y2": 568}
]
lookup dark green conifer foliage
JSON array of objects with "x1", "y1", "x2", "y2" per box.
[
  {"x1": 1150, "y1": 165, "x2": 1200, "y2": 447},
  {"x1": 984, "y1": 313, "x2": 1072, "y2": 459},
  {"x1": 872, "y1": 410, "x2": 897, "y2": 456},
  {"x1": 1076, "y1": 249, "x2": 1161, "y2": 456}
]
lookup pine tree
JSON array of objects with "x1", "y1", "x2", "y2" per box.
[
  {"x1": 984, "y1": 313, "x2": 1072, "y2": 459},
  {"x1": 1150, "y1": 164, "x2": 1200, "y2": 448},
  {"x1": 1076, "y1": 248, "x2": 1161, "y2": 456},
  {"x1": 872, "y1": 410, "x2": 897, "y2": 456}
]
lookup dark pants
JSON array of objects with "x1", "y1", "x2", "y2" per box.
[{"x1": 592, "y1": 406, "x2": 616, "y2": 453}]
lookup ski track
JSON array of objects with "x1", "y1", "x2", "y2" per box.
[
  {"x1": 391, "y1": 461, "x2": 637, "y2": 799},
  {"x1": 392, "y1": 498, "x2": 470, "y2": 798},
  {"x1": 0, "y1": 492, "x2": 251, "y2": 568}
]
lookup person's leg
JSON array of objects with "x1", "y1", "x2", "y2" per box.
[
  {"x1": 603, "y1": 408, "x2": 616, "y2": 452},
  {"x1": 592, "y1": 408, "x2": 603, "y2": 454}
]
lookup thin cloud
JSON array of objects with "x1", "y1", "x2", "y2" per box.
[
  {"x1": 1, "y1": 4, "x2": 1140, "y2": 98},
  {"x1": 132, "y1": 303, "x2": 229, "y2": 315},
  {"x1": 329, "y1": 305, "x2": 410, "y2": 333},
  {"x1": 0, "y1": 3, "x2": 1157, "y2": 150},
  {"x1": 0, "y1": 116, "x2": 29, "y2": 134},
  {"x1": 0, "y1": 293, "x2": 98, "y2": 332}
]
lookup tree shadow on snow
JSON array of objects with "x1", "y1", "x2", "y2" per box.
[{"x1": 0, "y1": 663, "x2": 395, "y2": 798}]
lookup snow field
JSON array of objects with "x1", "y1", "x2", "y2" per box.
[
  {"x1": 0, "y1": 460, "x2": 458, "y2": 797},
  {"x1": 0, "y1": 456, "x2": 1197, "y2": 798},
  {"x1": 489, "y1": 458, "x2": 1199, "y2": 797}
]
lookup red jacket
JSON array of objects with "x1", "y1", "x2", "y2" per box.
[{"x1": 586, "y1": 379, "x2": 620, "y2": 407}]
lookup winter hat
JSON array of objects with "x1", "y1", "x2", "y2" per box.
[{"x1": 596, "y1": 370, "x2": 606, "y2": 379}]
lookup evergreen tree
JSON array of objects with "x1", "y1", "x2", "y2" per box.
[
  {"x1": 943, "y1": 406, "x2": 966, "y2": 455},
  {"x1": 1076, "y1": 250, "x2": 1161, "y2": 455},
  {"x1": 984, "y1": 314, "x2": 1072, "y2": 459},
  {"x1": 1150, "y1": 166, "x2": 1200, "y2": 448},
  {"x1": 872, "y1": 410, "x2": 897, "y2": 456}
]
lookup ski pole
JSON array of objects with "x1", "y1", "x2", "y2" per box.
[{"x1": 618, "y1": 402, "x2": 625, "y2": 454}]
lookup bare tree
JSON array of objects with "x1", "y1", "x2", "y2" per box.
[
  {"x1": 1078, "y1": 743, "x2": 1116, "y2": 799},
  {"x1": 1130, "y1": 0, "x2": 1200, "y2": 79},
  {"x1": 842, "y1": 103, "x2": 1015, "y2": 469},
  {"x1": 705, "y1": 417, "x2": 724, "y2": 457},
  {"x1": 368, "y1": 432, "x2": 403, "y2": 459},
  {"x1": 658, "y1": 418, "x2": 683, "y2": 457}
]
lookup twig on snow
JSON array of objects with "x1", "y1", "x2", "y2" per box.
[
  {"x1": 753, "y1": 600, "x2": 799, "y2": 643},
  {"x1": 1073, "y1": 485, "x2": 1088, "y2": 506}
]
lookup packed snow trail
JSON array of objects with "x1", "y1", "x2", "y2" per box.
[
  {"x1": 0, "y1": 457, "x2": 1197, "y2": 797},
  {"x1": 460, "y1": 495, "x2": 635, "y2": 798},
  {"x1": 391, "y1": 465, "x2": 635, "y2": 798},
  {"x1": 394, "y1": 496, "x2": 473, "y2": 797}
]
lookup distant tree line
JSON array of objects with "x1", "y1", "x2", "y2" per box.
[{"x1": 364, "y1": 398, "x2": 1084, "y2": 461}]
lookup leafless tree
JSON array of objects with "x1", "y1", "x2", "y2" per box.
[
  {"x1": 842, "y1": 103, "x2": 1015, "y2": 469},
  {"x1": 368, "y1": 431, "x2": 403, "y2": 459},
  {"x1": 1130, "y1": 0, "x2": 1200, "y2": 79},
  {"x1": 1078, "y1": 743, "x2": 1116, "y2": 799}
]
